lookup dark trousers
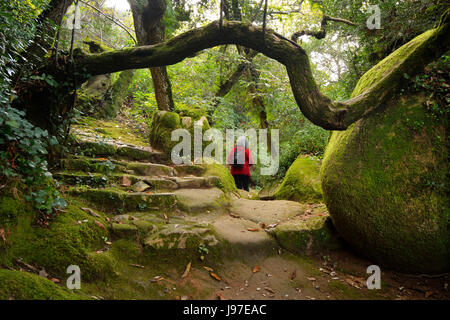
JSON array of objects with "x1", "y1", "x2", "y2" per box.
[{"x1": 233, "y1": 174, "x2": 250, "y2": 191}]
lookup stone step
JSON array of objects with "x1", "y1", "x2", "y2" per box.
[
  {"x1": 75, "y1": 139, "x2": 169, "y2": 163},
  {"x1": 267, "y1": 214, "x2": 342, "y2": 255},
  {"x1": 59, "y1": 157, "x2": 208, "y2": 179},
  {"x1": 59, "y1": 157, "x2": 175, "y2": 176},
  {"x1": 67, "y1": 187, "x2": 177, "y2": 214},
  {"x1": 54, "y1": 172, "x2": 222, "y2": 191},
  {"x1": 173, "y1": 188, "x2": 230, "y2": 214}
]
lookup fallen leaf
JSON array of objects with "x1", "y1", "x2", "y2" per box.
[
  {"x1": 12, "y1": 187, "x2": 20, "y2": 200},
  {"x1": 81, "y1": 207, "x2": 100, "y2": 218},
  {"x1": 210, "y1": 272, "x2": 221, "y2": 281},
  {"x1": 130, "y1": 264, "x2": 145, "y2": 268},
  {"x1": 217, "y1": 292, "x2": 226, "y2": 300},
  {"x1": 425, "y1": 291, "x2": 434, "y2": 298},
  {"x1": 49, "y1": 278, "x2": 60, "y2": 283},
  {"x1": 253, "y1": 266, "x2": 261, "y2": 273},
  {"x1": 181, "y1": 261, "x2": 191, "y2": 279},
  {"x1": 264, "y1": 287, "x2": 275, "y2": 294},
  {"x1": 247, "y1": 228, "x2": 260, "y2": 232},
  {"x1": 203, "y1": 266, "x2": 214, "y2": 272},
  {"x1": 94, "y1": 220, "x2": 106, "y2": 230},
  {"x1": 290, "y1": 270, "x2": 297, "y2": 281},
  {"x1": 163, "y1": 213, "x2": 170, "y2": 223},
  {"x1": 306, "y1": 277, "x2": 316, "y2": 281},
  {"x1": 97, "y1": 158, "x2": 108, "y2": 161},
  {"x1": 0, "y1": 228, "x2": 6, "y2": 243},
  {"x1": 229, "y1": 213, "x2": 240, "y2": 218},
  {"x1": 345, "y1": 278, "x2": 361, "y2": 289}
]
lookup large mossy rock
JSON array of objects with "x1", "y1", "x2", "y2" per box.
[
  {"x1": 149, "y1": 111, "x2": 182, "y2": 153},
  {"x1": 320, "y1": 31, "x2": 449, "y2": 273},
  {"x1": 149, "y1": 111, "x2": 211, "y2": 155},
  {"x1": 274, "y1": 156, "x2": 322, "y2": 202}
]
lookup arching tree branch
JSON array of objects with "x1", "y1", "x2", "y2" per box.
[
  {"x1": 62, "y1": 15, "x2": 449, "y2": 130},
  {"x1": 291, "y1": 15, "x2": 357, "y2": 41}
]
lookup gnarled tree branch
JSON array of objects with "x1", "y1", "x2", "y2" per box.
[
  {"x1": 291, "y1": 15, "x2": 357, "y2": 42},
  {"x1": 68, "y1": 15, "x2": 449, "y2": 130}
]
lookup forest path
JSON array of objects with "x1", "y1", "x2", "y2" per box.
[{"x1": 57, "y1": 117, "x2": 447, "y2": 300}]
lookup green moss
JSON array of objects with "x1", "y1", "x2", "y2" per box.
[
  {"x1": 352, "y1": 29, "x2": 436, "y2": 98},
  {"x1": 77, "y1": 141, "x2": 118, "y2": 157},
  {"x1": 202, "y1": 163, "x2": 237, "y2": 193},
  {"x1": 102, "y1": 70, "x2": 135, "y2": 119},
  {"x1": 74, "y1": 118, "x2": 148, "y2": 147},
  {"x1": 321, "y1": 92, "x2": 449, "y2": 273},
  {"x1": 176, "y1": 105, "x2": 206, "y2": 120},
  {"x1": 0, "y1": 269, "x2": 82, "y2": 300},
  {"x1": 149, "y1": 111, "x2": 182, "y2": 153},
  {"x1": 110, "y1": 223, "x2": 138, "y2": 240},
  {"x1": 0, "y1": 195, "x2": 117, "y2": 281},
  {"x1": 269, "y1": 216, "x2": 340, "y2": 254},
  {"x1": 274, "y1": 156, "x2": 323, "y2": 202},
  {"x1": 68, "y1": 187, "x2": 177, "y2": 214}
]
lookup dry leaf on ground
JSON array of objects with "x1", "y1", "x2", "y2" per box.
[
  {"x1": 217, "y1": 292, "x2": 226, "y2": 300},
  {"x1": 181, "y1": 262, "x2": 191, "y2": 279},
  {"x1": 94, "y1": 220, "x2": 106, "y2": 230},
  {"x1": 210, "y1": 272, "x2": 221, "y2": 281},
  {"x1": 253, "y1": 266, "x2": 261, "y2": 273},
  {"x1": 81, "y1": 207, "x2": 100, "y2": 218}
]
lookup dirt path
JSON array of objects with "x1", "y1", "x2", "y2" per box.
[
  {"x1": 60, "y1": 118, "x2": 449, "y2": 301},
  {"x1": 177, "y1": 195, "x2": 450, "y2": 301}
]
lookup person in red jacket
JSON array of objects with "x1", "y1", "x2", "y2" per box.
[{"x1": 227, "y1": 136, "x2": 254, "y2": 191}]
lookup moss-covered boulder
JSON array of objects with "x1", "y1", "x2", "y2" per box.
[
  {"x1": 273, "y1": 156, "x2": 322, "y2": 202},
  {"x1": 320, "y1": 32, "x2": 449, "y2": 273},
  {"x1": 268, "y1": 215, "x2": 340, "y2": 255},
  {"x1": 149, "y1": 111, "x2": 211, "y2": 156},
  {"x1": 0, "y1": 269, "x2": 81, "y2": 300},
  {"x1": 149, "y1": 111, "x2": 182, "y2": 153}
]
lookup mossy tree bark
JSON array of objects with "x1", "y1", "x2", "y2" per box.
[
  {"x1": 67, "y1": 12, "x2": 449, "y2": 130},
  {"x1": 128, "y1": 0, "x2": 175, "y2": 111},
  {"x1": 104, "y1": 69, "x2": 136, "y2": 118}
]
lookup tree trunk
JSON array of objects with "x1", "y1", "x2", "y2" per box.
[{"x1": 128, "y1": 0, "x2": 175, "y2": 111}]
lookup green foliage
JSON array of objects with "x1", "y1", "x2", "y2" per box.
[{"x1": 0, "y1": 106, "x2": 66, "y2": 214}]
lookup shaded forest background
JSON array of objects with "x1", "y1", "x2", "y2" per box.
[{"x1": 0, "y1": 0, "x2": 447, "y2": 212}]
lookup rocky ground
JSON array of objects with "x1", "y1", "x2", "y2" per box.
[{"x1": 1, "y1": 117, "x2": 448, "y2": 300}]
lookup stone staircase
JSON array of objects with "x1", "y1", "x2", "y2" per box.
[
  {"x1": 54, "y1": 120, "x2": 339, "y2": 271},
  {"x1": 52, "y1": 126, "x2": 237, "y2": 259}
]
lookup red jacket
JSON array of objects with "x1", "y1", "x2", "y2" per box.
[{"x1": 227, "y1": 146, "x2": 253, "y2": 176}]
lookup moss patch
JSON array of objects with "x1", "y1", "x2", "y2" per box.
[
  {"x1": 202, "y1": 163, "x2": 237, "y2": 194},
  {"x1": 269, "y1": 216, "x2": 340, "y2": 255},
  {"x1": 0, "y1": 269, "x2": 82, "y2": 300},
  {"x1": 274, "y1": 156, "x2": 322, "y2": 202}
]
